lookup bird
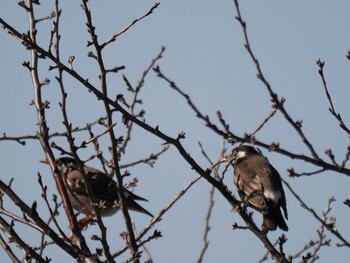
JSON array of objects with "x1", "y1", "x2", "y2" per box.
[
  {"x1": 218, "y1": 145, "x2": 288, "y2": 232},
  {"x1": 44, "y1": 157, "x2": 153, "y2": 220}
]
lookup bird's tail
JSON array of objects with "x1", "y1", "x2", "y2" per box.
[
  {"x1": 121, "y1": 189, "x2": 153, "y2": 217},
  {"x1": 263, "y1": 207, "x2": 288, "y2": 231},
  {"x1": 126, "y1": 197, "x2": 153, "y2": 217}
]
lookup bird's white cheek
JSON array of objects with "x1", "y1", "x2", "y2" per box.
[
  {"x1": 236, "y1": 151, "x2": 246, "y2": 159},
  {"x1": 67, "y1": 180, "x2": 74, "y2": 188},
  {"x1": 264, "y1": 190, "x2": 281, "y2": 203}
]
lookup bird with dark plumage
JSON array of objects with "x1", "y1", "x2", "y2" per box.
[
  {"x1": 46, "y1": 157, "x2": 153, "y2": 219},
  {"x1": 219, "y1": 145, "x2": 288, "y2": 232}
]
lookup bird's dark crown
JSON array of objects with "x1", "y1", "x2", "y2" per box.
[
  {"x1": 55, "y1": 157, "x2": 79, "y2": 172},
  {"x1": 233, "y1": 145, "x2": 260, "y2": 156},
  {"x1": 224, "y1": 145, "x2": 260, "y2": 164},
  {"x1": 55, "y1": 157, "x2": 77, "y2": 165}
]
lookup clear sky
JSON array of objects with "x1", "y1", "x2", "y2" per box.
[{"x1": 1, "y1": 1, "x2": 350, "y2": 262}]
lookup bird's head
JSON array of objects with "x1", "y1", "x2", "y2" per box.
[
  {"x1": 213, "y1": 145, "x2": 260, "y2": 167},
  {"x1": 41, "y1": 157, "x2": 78, "y2": 174},
  {"x1": 54, "y1": 157, "x2": 79, "y2": 174}
]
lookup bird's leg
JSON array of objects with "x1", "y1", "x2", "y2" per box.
[
  {"x1": 261, "y1": 225, "x2": 268, "y2": 234},
  {"x1": 77, "y1": 215, "x2": 94, "y2": 228},
  {"x1": 231, "y1": 203, "x2": 242, "y2": 213}
]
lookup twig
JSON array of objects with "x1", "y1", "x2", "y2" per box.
[
  {"x1": 0, "y1": 216, "x2": 48, "y2": 263},
  {"x1": 153, "y1": 65, "x2": 350, "y2": 178},
  {"x1": 283, "y1": 179, "x2": 350, "y2": 248},
  {"x1": 100, "y1": 3, "x2": 160, "y2": 49},
  {"x1": 0, "y1": 208, "x2": 44, "y2": 234},
  {"x1": 0, "y1": 117, "x2": 108, "y2": 145},
  {"x1": 0, "y1": 11, "x2": 294, "y2": 262},
  {"x1": 0, "y1": 180, "x2": 79, "y2": 258},
  {"x1": 37, "y1": 173, "x2": 67, "y2": 241},
  {"x1": 257, "y1": 239, "x2": 279, "y2": 263},
  {"x1": 197, "y1": 183, "x2": 215, "y2": 263},
  {"x1": 86, "y1": 125, "x2": 109, "y2": 175},
  {"x1": 287, "y1": 168, "x2": 326, "y2": 177},
  {"x1": 39, "y1": 196, "x2": 63, "y2": 257},
  {"x1": 136, "y1": 229, "x2": 162, "y2": 249},
  {"x1": 120, "y1": 145, "x2": 170, "y2": 169},
  {"x1": 26, "y1": 0, "x2": 91, "y2": 256},
  {"x1": 111, "y1": 175, "x2": 202, "y2": 260},
  {"x1": 197, "y1": 142, "x2": 226, "y2": 263},
  {"x1": 35, "y1": 11, "x2": 56, "y2": 23},
  {"x1": 82, "y1": 0, "x2": 137, "y2": 261},
  {"x1": 119, "y1": 46, "x2": 166, "y2": 156},
  {"x1": 291, "y1": 240, "x2": 316, "y2": 260},
  {"x1": 251, "y1": 109, "x2": 277, "y2": 137},
  {"x1": 0, "y1": 234, "x2": 21, "y2": 263},
  {"x1": 80, "y1": 1, "x2": 119, "y2": 262},
  {"x1": 317, "y1": 59, "x2": 350, "y2": 136},
  {"x1": 78, "y1": 124, "x2": 116, "y2": 149},
  {"x1": 232, "y1": 0, "x2": 320, "y2": 163},
  {"x1": 340, "y1": 146, "x2": 350, "y2": 169}
]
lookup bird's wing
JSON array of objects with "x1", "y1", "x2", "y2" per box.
[
  {"x1": 79, "y1": 166, "x2": 119, "y2": 202},
  {"x1": 234, "y1": 161, "x2": 268, "y2": 214},
  {"x1": 84, "y1": 166, "x2": 153, "y2": 216},
  {"x1": 269, "y1": 164, "x2": 288, "y2": 219},
  {"x1": 249, "y1": 157, "x2": 288, "y2": 219},
  {"x1": 84, "y1": 167, "x2": 149, "y2": 202}
]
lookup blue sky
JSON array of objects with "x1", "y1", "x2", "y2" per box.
[{"x1": 1, "y1": 1, "x2": 350, "y2": 262}]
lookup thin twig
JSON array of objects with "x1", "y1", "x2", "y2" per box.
[
  {"x1": 0, "y1": 180, "x2": 79, "y2": 258},
  {"x1": 37, "y1": 173, "x2": 67, "y2": 241},
  {"x1": 153, "y1": 65, "x2": 350, "y2": 178},
  {"x1": 197, "y1": 142, "x2": 226, "y2": 263},
  {"x1": 119, "y1": 46, "x2": 165, "y2": 156},
  {"x1": 251, "y1": 108, "x2": 277, "y2": 137},
  {"x1": 120, "y1": 145, "x2": 170, "y2": 169},
  {"x1": 26, "y1": 0, "x2": 91, "y2": 256},
  {"x1": 111, "y1": 175, "x2": 202, "y2": 260},
  {"x1": 0, "y1": 117, "x2": 108, "y2": 145},
  {"x1": 232, "y1": 0, "x2": 320, "y2": 163},
  {"x1": 257, "y1": 239, "x2": 279, "y2": 263},
  {"x1": 0, "y1": 12, "x2": 296, "y2": 262},
  {"x1": 100, "y1": 3, "x2": 160, "y2": 49},
  {"x1": 0, "y1": 234, "x2": 21, "y2": 263},
  {"x1": 317, "y1": 59, "x2": 350, "y2": 136},
  {"x1": 0, "y1": 208, "x2": 44, "y2": 234},
  {"x1": 283, "y1": 179, "x2": 350, "y2": 248},
  {"x1": 81, "y1": 1, "x2": 118, "y2": 261},
  {"x1": 0, "y1": 216, "x2": 48, "y2": 263}
]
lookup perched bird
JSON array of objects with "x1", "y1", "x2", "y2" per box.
[
  {"x1": 45, "y1": 157, "x2": 153, "y2": 219},
  {"x1": 219, "y1": 145, "x2": 288, "y2": 232}
]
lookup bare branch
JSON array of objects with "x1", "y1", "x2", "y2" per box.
[
  {"x1": 120, "y1": 145, "x2": 170, "y2": 169},
  {"x1": 25, "y1": 0, "x2": 91, "y2": 256},
  {"x1": 153, "y1": 65, "x2": 350, "y2": 178},
  {"x1": 0, "y1": 234, "x2": 21, "y2": 263},
  {"x1": 81, "y1": 0, "x2": 137, "y2": 260},
  {"x1": 232, "y1": 0, "x2": 320, "y2": 163},
  {"x1": 250, "y1": 109, "x2": 277, "y2": 137},
  {"x1": 283, "y1": 179, "x2": 350, "y2": 248},
  {"x1": 197, "y1": 142, "x2": 227, "y2": 263},
  {"x1": 0, "y1": 117, "x2": 108, "y2": 145},
  {"x1": 112, "y1": 175, "x2": 202, "y2": 259},
  {"x1": 317, "y1": 59, "x2": 350, "y2": 136},
  {"x1": 0, "y1": 180, "x2": 79, "y2": 258},
  {"x1": 0, "y1": 216, "x2": 48, "y2": 263},
  {"x1": 100, "y1": 3, "x2": 160, "y2": 49},
  {"x1": 119, "y1": 46, "x2": 166, "y2": 156}
]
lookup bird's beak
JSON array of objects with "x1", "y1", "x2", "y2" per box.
[
  {"x1": 211, "y1": 156, "x2": 228, "y2": 169},
  {"x1": 40, "y1": 158, "x2": 50, "y2": 165}
]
